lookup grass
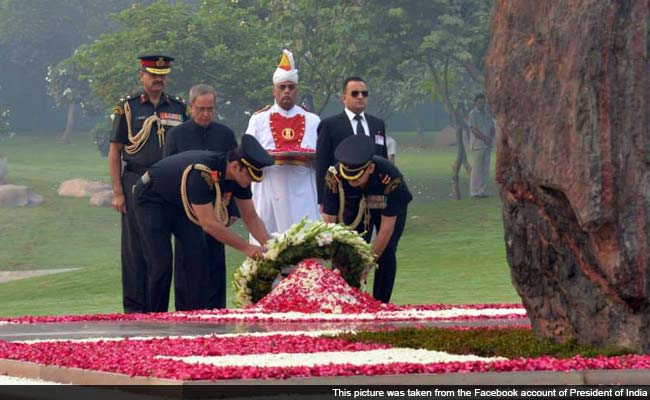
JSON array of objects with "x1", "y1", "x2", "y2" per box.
[
  {"x1": 0, "y1": 130, "x2": 517, "y2": 317},
  {"x1": 336, "y1": 328, "x2": 635, "y2": 358}
]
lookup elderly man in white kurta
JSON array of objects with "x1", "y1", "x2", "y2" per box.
[{"x1": 245, "y1": 49, "x2": 321, "y2": 243}]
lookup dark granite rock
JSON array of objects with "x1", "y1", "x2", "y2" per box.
[{"x1": 486, "y1": 1, "x2": 650, "y2": 351}]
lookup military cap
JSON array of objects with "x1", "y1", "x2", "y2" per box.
[
  {"x1": 335, "y1": 134, "x2": 375, "y2": 180},
  {"x1": 138, "y1": 54, "x2": 174, "y2": 75},
  {"x1": 238, "y1": 135, "x2": 275, "y2": 182}
]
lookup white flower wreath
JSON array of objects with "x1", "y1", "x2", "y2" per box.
[{"x1": 233, "y1": 218, "x2": 377, "y2": 307}]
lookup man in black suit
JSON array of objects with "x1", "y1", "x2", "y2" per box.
[{"x1": 315, "y1": 77, "x2": 388, "y2": 206}]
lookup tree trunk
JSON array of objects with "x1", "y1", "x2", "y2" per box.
[
  {"x1": 414, "y1": 116, "x2": 425, "y2": 148},
  {"x1": 449, "y1": 110, "x2": 470, "y2": 200},
  {"x1": 487, "y1": 0, "x2": 650, "y2": 351},
  {"x1": 60, "y1": 103, "x2": 75, "y2": 144}
]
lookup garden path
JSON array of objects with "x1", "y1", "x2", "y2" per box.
[{"x1": 0, "y1": 268, "x2": 79, "y2": 284}]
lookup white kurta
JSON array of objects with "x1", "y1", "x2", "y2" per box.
[{"x1": 245, "y1": 103, "x2": 321, "y2": 243}]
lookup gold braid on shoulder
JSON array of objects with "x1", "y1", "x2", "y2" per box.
[
  {"x1": 123, "y1": 101, "x2": 165, "y2": 155},
  {"x1": 180, "y1": 163, "x2": 228, "y2": 226}
]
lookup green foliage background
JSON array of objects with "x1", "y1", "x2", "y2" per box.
[{"x1": 0, "y1": 0, "x2": 492, "y2": 133}]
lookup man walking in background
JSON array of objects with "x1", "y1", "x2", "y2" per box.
[
  {"x1": 315, "y1": 76, "x2": 388, "y2": 208},
  {"x1": 108, "y1": 55, "x2": 187, "y2": 313},
  {"x1": 468, "y1": 93, "x2": 495, "y2": 198},
  {"x1": 244, "y1": 49, "x2": 320, "y2": 241}
]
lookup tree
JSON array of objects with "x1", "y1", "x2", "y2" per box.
[
  {"x1": 418, "y1": 1, "x2": 490, "y2": 199},
  {"x1": 367, "y1": 60, "x2": 432, "y2": 145},
  {"x1": 261, "y1": 0, "x2": 385, "y2": 115},
  {"x1": 46, "y1": 59, "x2": 104, "y2": 143},
  {"x1": 68, "y1": 1, "x2": 278, "y2": 133},
  {"x1": 198, "y1": 0, "x2": 278, "y2": 130},
  {"x1": 371, "y1": 0, "x2": 491, "y2": 199},
  {"x1": 418, "y1": 0, "x2": 492, "y2": 200},
  {"x1": 0, "y1": 0, "x2": 94, "y2": 67},
  {"x1": 428, "y1": 59, "x2": 482, "y2": 199},
  {"x1": 63, "y1": 0, "x2": 479, "y2": 139},
  {"x1": 0, "y1": 0, "x2": 150, "y2": 137}
]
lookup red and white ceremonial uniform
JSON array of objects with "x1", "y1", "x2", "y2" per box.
[{"x1": 245, "y1": 102, "x2": 320, "y2": 241}]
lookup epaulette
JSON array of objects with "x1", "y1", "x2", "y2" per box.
[
  {"x1": 170, "y1": 95, "x2": 186, "y2": 105},
  {"x1": 112, "y1": 104, "x2": 124, "y2": 116},
  {"x1": 253, "y1": 104, "x2": 272, "y2": 115},
  {"x1": 384, "y1": 176, "x2": 402, "y2": 195},
  {"x1": 325, "y1": 166, "x2": 340, "y2": 193},
  {"x1": 112, "y1": 94, "x2": 132, "y2": 116}
]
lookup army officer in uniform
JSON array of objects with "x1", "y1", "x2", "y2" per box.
[
  {"x1": 133, "y1": 135, "x2": 274, "y2": 312},
  {"x1": 108, "y1": 54, "x2": 187, "y2": 313},
  {"x1": 322, "y1": 134, "x2": 412, "y2": 303}
]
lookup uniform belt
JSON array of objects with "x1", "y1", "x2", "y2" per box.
[{"x1": 131, "y1": 172, "x2": 151, "y2": 195}]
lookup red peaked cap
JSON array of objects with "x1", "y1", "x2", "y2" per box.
[{"x1": 138, "y1": 55, "x2": 174, "y2": 75}]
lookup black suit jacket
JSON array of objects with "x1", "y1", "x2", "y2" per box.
[{"x1": 315, "y1": 111, "x2": 388, "y2": 203}]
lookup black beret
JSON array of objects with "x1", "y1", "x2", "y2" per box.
[
  {"x1": 239, "y1": 135, "x2": 275, "y2": 181},
  {"x1": 334, "y1": 134, "x2": 375, "y2": 180}
]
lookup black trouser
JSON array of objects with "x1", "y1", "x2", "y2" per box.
[
  {"x1": 134, "y1": 181, "x2": 226, "y2": 312},
  {"x1": 173, "y1": 234, "x2": 226, "y2": 310},
  {"x1": 356, "y1": 208, "x2": 407, "y2": 303},
  {"x1": 121, "y1": 170, "x2": 148, "y2": 313}
]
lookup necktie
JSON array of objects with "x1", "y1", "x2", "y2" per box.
[{"x1": 354, "y1": 114, "x2": 366, "y2": 136}]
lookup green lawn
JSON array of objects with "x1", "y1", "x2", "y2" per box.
[{"x1": 0, "y1": 131, "x2": 518, "y2": 317}]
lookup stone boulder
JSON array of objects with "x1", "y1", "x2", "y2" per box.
[
  {"x1": 0, "y1": 185, "x2": 44, "y2": 207},
  {"x1": 486, "y1": 1, "x2": 650, "y2": 351},
  {"x1": 89, "y1": 190, "x2": 113, "y2": 207},
  {"x1": 58, "y1": 179, "x2": 110, "y2": 198}
]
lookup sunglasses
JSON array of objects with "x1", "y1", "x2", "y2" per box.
[
  {"x1": 350, "y1": 90, "x2": 369, "y2": 98},
  {"x1": 278, "y1": 84, "x2": 296, "y2": 91}
]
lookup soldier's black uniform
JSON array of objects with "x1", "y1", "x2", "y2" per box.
[
  {"x1": 110, "y1": 91, "x2": 186, "y2": 313},
  {"x1": 323, "y1": 135, "x2": 412, "y2": 303},
  {"x1": 163, "y1": 119, "x2": 239, "y2": 310},
  {"x1": 134, "y1": 150, "x2": 253, "y2": 312}
]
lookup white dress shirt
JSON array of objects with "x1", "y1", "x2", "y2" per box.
[{"x1": 344, "y1": 108, "x2": 370, "y2": 136}]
